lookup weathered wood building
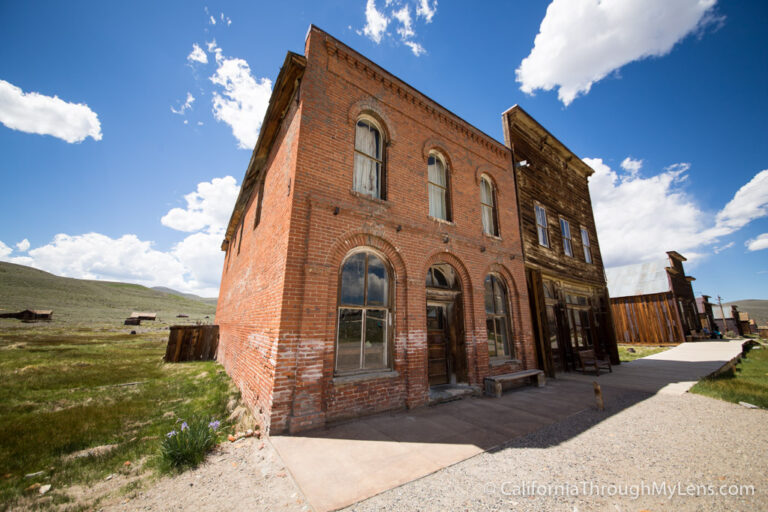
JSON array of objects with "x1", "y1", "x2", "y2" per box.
[
  {"x1": 696, "y1": 295, "x2": 716, "y2": 332},
  {"x1": 0, "y1": 309, "x2": 53, "y2": 321},
  {"x1": 502, "y1": 106, "x2": 619, "y2": 376},
  {"x1": 606, "y1": 251, "x2": 701, "y2": 344}
]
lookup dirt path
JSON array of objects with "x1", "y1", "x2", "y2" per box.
[{"x1": 98, "y1": 437, "x2": 307, "y2": 511}]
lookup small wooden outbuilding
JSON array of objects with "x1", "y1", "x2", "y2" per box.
[
  {"x1": 0, "y1": 309, "x2": 53, "y2": 321},
  {"x1": 130, "y1": 312, "x2": 157, "y2": 321}
]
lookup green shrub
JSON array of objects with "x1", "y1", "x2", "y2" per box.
[{"x1": 160, "y1": 418, "x2": 220, "y2": 470}]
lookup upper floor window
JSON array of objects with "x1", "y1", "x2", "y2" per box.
[
  {"x1": 480, "y1": 176, "x2": 498, "y2": 236},
  {"x1": 336, "y1": 250, "x2": 391, "y2": 373},
  {"x1": 581, "y1": 227, "x2": 592, "y2": 264},
  {"x1": 560, "y1": 218, "x2": 573, "y2": 257},
  {"x1": 353, "y1": 118, "x2": 384, "y2": 199},
  {"x1": 428, "y1": 152, "x2": 450, "y2": 221},
  {"x1": 535, "y1": 204, "x2": 549, "y2": 247},
  {"x1": 484, "y1": 274, "x2": 514, "y2": 359}
]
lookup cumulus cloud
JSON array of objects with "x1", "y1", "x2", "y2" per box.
[
  {"x1": 0, "y1": 79, "x2": 102, "y2": 143},
  {"x1": 746, "y1": 233, "x2": 768, "y2": 252},
  {"x1": 15, "y1": 239, "x2": 30, "y2": 252},
  {"x1": 517, "y1": 0, "x2": 720, "y2": 105},
  {"x1": 187, "y1": 43, "x2": 208, "y2": 64},
  {"x1": 588, "y1": 160, "x2": 768, "y2": 267},
  {"x1": 0, "y1": 177, "x2": 240, "y2": 296},
  {"x1": 171, "y1": 92, "x2": 195, "y2": 115},
  {"x1": 359, "y1": 0, "x2": 433, "y2": 55},
  {"x1": 161, "y1": 176, "x2": 239, "y2": 233},
  {"x1": 362, "y1": 0, "x2": 389, "y2": 44},
  {"x1": 620, "y1": 157, "x2": 643, "y2": 177},
  {"x1": 208, "y1": 43, "x2": 272, "y2": 149}
]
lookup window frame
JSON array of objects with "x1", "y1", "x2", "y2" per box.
[
  {"x1": 352, "y1": 116, "x2": 386, "y2": 200},
  {"x1": 480, "y1": 175, "x2": 499, "y2": 237},
  {"x1": 534, "y1": 203, "x2": 549, "y2": 247},
  {"x1": 427, "y1": 151, "x2": 451, "y2": 222},
  {"x1": 580, "y1": 227, "x2": 593, "y2": 264},
  {"x1": 484, "y1": 273, "x2": 514, "y2": 360},
  {"x1": 560, "y1": 217, "x2": 573, "y2": 257},
  {"x1": 334, "y1": 248, "x2": 393, "y2": 375}
]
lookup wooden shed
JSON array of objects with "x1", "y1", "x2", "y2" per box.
[
  {"x1": 164, "y1": 325, "x2": 219, "y2": 362},
  {"x1": 130, "y1": 312, "x2": 157, "y2": 321},
  {"x1": 0, "y1": 309, "x2": 53, "y2": 321}
]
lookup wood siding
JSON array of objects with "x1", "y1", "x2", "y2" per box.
[{"x1": 610, "y1": 292, "x2": 685, "y2": 344}]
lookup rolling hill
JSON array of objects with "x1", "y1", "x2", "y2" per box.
[
  {"x1": 724, "y1": 300, "x2": 768, "y2": 327},
  {"x1": 0, "y1": 262, "x2": 217, "y2": 325},
  {"x1": 152, "y1": 286, "x2": 218, "y2": 306}
]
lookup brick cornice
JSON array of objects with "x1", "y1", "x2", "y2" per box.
[{"x1": 324, "y1": 38, "x2": 509, "y2": 160}]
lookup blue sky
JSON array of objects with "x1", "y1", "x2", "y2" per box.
[{"x1": 0, "y1": 0, "x2": 766, "y2": 301}]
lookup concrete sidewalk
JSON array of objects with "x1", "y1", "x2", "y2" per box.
[
  {"x1": 557, "y1": 339, "x2": 746, "y2": 394},
  {"x1": 272, "y1": 339, "x2": 746, "y2": 512}
]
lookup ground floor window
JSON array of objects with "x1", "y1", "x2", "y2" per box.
[{"x1": 484, "y1": 274, "x2": 514, "y2": 358}]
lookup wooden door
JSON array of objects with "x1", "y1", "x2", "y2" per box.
[{"x1": 427, "y1": 304, "x2": 449, "y2": 386}]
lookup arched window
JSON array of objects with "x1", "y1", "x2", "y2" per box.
[
  {"x1": 353, "y1": 117, "x2": 384, "y2": 199},
  {"x1": 480, "y1": 176, "x2": 498, "y2": 236},
  {"x1": 336, "y1": 250, "x2": 391, "y2": 372},
  {"x1": 484, "y1": 274, "x2": 513, "y2": 358},
  {"x1": 428, "y1": 152, "x2": 450, "y2": 221}
]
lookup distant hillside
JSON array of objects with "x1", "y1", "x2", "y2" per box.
[
  {"x1": 152, "y1": 286, "x2": 217, "y2": 306},
  {"x1": 724, "y1": 299, "x2": 768, "y2": 327},
  {"x1": 0, "y1": 262, "x2": 216, "y2": 325}
]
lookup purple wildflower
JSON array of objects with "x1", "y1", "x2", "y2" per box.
[
  {"x1": 208, "y1": 420, "x2": 221, "y2": 431},
  {"x1": 166, "y1": 430, "x2": 177, "y2": 438},
  {"x1": 181, "y1": 422, "x2": 189, "y2": 431}
]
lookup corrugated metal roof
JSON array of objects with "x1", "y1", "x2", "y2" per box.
[{"x1": 606, "y1": 259, "x2": 671, "y2": 298}]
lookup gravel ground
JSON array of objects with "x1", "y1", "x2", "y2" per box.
[
  {"x1": 346, "y1": 391, "x2": 768, "y2": 512},
  {"x1": 98, "y1": 436, "x2": 308, "y2": 512}
]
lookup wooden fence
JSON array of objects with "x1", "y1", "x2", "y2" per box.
[{"x1": 164, "y1": 325, "x2": 219, "y2": 362}]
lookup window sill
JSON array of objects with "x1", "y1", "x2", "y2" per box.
[
  {"x1": 483, "y1": 232, "x2": 502, "y2": 242},
  {"x1": 428, "y1": 216, "x2": 454, "y2": 226},
  {"x1": 332, "y1": 370, "x2": 399, "y2": 384},
  {"x1": 489, "y1": 359, "x2": 521, "y2": 367},
  {"x1": 349, "y1": 189, "x2": 390, "y2": 206}
]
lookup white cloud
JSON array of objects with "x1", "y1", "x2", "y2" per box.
[
  {"x1": 209, "y1": 15, "x2": 216, "y2": 25},
  {"x1": 404, "y1": 41, "x2": 426, "y2": 57},
  {"x1": 587, "y1": 160, "x2": 768, "y2": 267},
  {"x1": 363, "y1": 0, "x2": 389, "y2": 44},
  {"x1": 620, "y1": 157, "x2": 643, "y2": 177},
  {"x1": 516, "y1": 0, "x2": 720, "y2": 105},
  {"x1": 0, "y1": 79, "x2": 102, "y2": 143},
  {"x1": 746, "y1": 233, "x2": 768, "y2": 252},
  {"x1": 208, "y1": 44, "x2": 272, "y2": 149},
  {"x1": 0, "y1": 177, "x2": 240, "y2": 296},
  {"x1": 187, "y1": 43, "x2": 208, "y2": 64},
  {"x1": 415, "y1": 0, "x2": 437, "y2": 22},
  {"x1": 15, "y1": 239, "x2": 30, "y2": 252},
  {"x1": 161, "y1": 176, "x2": 238, "y2": 233},
  {"x1": 393, "y1": 6, "x2": 415, "y2": 39},
  {"x1": 171, "y1": 92, "x2": 195, "y2": 115},
  {"x1": 713, "y1": 241, "x2": 733, "y2": 254}
]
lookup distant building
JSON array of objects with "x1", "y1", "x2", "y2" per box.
[
  {"x1": 0, "y1": 309, "x2": 53, "y2": 322},
  {"x1": 606, "y1": 251, "x2": 701, "y2": 344},
  {"x1": 712, "y1": 305, "x2": 742, "y2": 336},
  {"x1": 696, "y1": 295, "x2": 716, "y2": 332},
  {"x1": 130, "y1": 312, "x2": 157, "y2": 321}
]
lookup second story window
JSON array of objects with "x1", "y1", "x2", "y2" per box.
[
  {"x1": 480, "y1": 176, "x2": 498, "y2": 236},
  {"x1": 581, "y1": 227, "x2": 593, "y2": 263},
  {"x1": 353, "y1": 118, "x2": 384, "y2": 199},
  {"x1": 428, "y1": 152, "x2": 449, "y2": 221},
  {"x1": 535, "y1": 204, "x2": 549, "y2": 247},
  {"x1": 560, "y1": 218, "x2": 573, "y2": 257}
]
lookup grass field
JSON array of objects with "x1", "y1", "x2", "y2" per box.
[
  {"x1": 0, "y1": 322, "x2": 237, "y2": 510},
  {"x1": 617, "y1": 344, "x2": 672, "y2": 362},
  {"x1": 690, "y1": 343, "x2": 768, "y2": 409}
]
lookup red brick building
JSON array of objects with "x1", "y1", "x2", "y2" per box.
[{"x1": 215, "y1": 27, "x2": 607, "y2": 434}]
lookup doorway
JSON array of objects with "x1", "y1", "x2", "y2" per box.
[{"x1": 425, "y1": 263, "x2": 467, "y2": 386}]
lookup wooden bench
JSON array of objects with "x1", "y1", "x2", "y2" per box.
[
  {"x1": 577, "y1": 349, "x2": 612, "y2": 376},
  {"x1": 484, "y1": 369, "x2": 545, "y2": 398}
]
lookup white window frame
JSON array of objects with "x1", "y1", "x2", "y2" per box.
[
  {"x1": 480, "y1": 176, "x2": 498, "y2": 236},
  {"x1": 535, "y1": 204, "x2": 549, "y2": 247},
  {"x1": 580, "y1": 227, "x2": 592, "y2": 264},
  {"x1": 560, "y1": 217, "x2": 573, "y2": 257},
  {"x1": 427, "y1": 152, "x2": 450, "y2": 221},
  {"x1": 353, "y1": 116, "x2": 384, "y2": 199}
]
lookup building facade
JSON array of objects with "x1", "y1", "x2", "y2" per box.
[
  {"x1": 696, "y1": 295, "x2": 716, "y2": 332},
  {"x1": 606, "y1": 251, "x2": 702, "y2": 344},
  {"x1": 502, "y1": 107, "x2": 619, "y2": 376}
]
